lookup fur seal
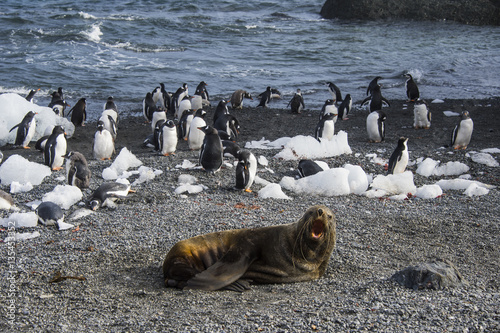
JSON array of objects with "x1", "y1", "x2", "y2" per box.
[{"x1": 163, "y1": 205, "x2": 336, "y2": 291}]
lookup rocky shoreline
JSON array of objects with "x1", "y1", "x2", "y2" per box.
[{"x1": 1, "y1": 98, "x2": 499, "y2": 331}]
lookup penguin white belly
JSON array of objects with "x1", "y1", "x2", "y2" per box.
[
  {"x1": 52, "y1": 135, "x2": 67, "y2": 168},
  {"x1": 23, "y1": 121, "x2": 37, "y2": 147},
  {"x1": 161, "y1": 127, "x2": 178, "y2": 155},
  {"x1": 176, "y1": 99, "x2": 192, "y2": 119},
  {"x1": 151, "y1": 112, "x2": 167, "y2": 132},
  {"x1": 393, "y1": 151, "x2": 409, "y2": 174},
  {"x1": 453, "y1": 119, "x2": 473, "y2": 148},
  {"x1": 188, "y1": 118, "x2": 206, "y2": 150},
  {"x1": 94, "y1": 130, "x2": 114, "y2": 159},
  {"x1": 366, "y1": 112, "x2": 382, "y2": 142},
  {"x1": 413, "y1": 104, "x2": 431, "y2": 129},
  {"x1": 322, "y1": 121, "x2": 335, "y2": 141},
  {"x1": 191, "y1": 95, "x2": 203, "y2": 110},
  {"x1": 246, "y1": 154, "x2": 258, "y2": 189}
]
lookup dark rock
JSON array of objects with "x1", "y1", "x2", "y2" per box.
[
  {"x1": 320, "y1": 0, "x2": 500, "y2": 26},
  {"x1": 391, "y1": 260, "x2": 469, "y2": 290}
]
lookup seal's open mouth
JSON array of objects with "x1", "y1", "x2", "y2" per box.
[{"x1": 311, "y1": 219, "x2": 325, "y2": 239}]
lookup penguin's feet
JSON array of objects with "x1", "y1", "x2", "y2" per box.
[
  {"x1": 52, "y1": 166, "x2": 63, "y2": 171},
  {"x1": 244, "y1": 189, "x2": 252, "y2": 193},
  {"x1": 23, "y1": 146, "x2": 31, "y2": 149}
]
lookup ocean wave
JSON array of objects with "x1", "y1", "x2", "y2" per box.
[
  {"x1": 82, "y1": 23, "x2": 102, "y2": 43},
  {"x1": 78, "y1": 11, "x2": 97, "y2": 20},
  {"x1": 102, "y1": 41, "x2": 185, "y2": 53}
]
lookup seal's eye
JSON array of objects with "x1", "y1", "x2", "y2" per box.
[{"x1": 328, "y1": 214, "x2": 333, "y2": 220}]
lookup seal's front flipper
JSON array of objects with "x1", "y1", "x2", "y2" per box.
[{"x1": 184, "y1": 250, "x2": 254, "y2": 291}]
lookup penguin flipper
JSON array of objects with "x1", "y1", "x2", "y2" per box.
[
  {"x1": 9, "y1": 124, "x2": 20, "y2": 132},
  {"x1": 382, "y1": 97, "x2": 391, "y2": 107},
  {"x1": 360, "y1": 96, "x2": 371, "y2": 106}
]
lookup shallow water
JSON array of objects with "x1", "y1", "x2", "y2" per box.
[{"x1": 0, "y1": 0, "x2": 499, "y2": 119}]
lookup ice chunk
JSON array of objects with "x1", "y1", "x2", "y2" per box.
[
  {"x1": 42, "y1": 185, "x2": 83, "y2": 210},
  {"x1": 470, "y1": 152, "x2": 498, "y2": 167},
  {"x1": 0, "y1": 211, "x2": 38, "y2": 228},
  {"x1": 274, "y1": 132, "x2": 351, "y2": 160},
  {"x1": 365, "y1": 171, "x2": 417, "y2": 198},
  {"x1": 416, "y1": 158, "x2": 469, "y2": 177},
  {"x1": 415, "y1": 185, "x2": 443, "y2": 199},
  {"x1": 258, "y1": 155, "x2": 268, "y2": 166},
  {"x1": 10, "y1": 181, "x2": 34, "y2": 193},
  {"x1": 258, "y1": 183, "x2": 291, "y2": 200},
  {"x1": 0, "y1": 155, "x2": 51, "y2": 185},
  {"x1": 464, "y1": 183, "x2": 489, "y2": 197},
  {"x1": 280, "y1": 168, "x2": 351, "y2": 196},
  {"x1": 102, "y1": 147, "x2": 143, "y2": 180}
]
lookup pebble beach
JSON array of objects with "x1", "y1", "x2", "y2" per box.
[{"x1": 1, "y1": 98, "x2": 499, "y2": 332}]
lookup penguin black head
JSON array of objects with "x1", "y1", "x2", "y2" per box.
[
  {"x1": 165, "y1": 119, "x2": 176, "y2": 128},
  {"x1": 461, "y1": 111, "x2": 470, "y2": 119},
  {"x1": 198, "y1": 125, "x2": 218, "y2": 135},
  {"x1": 97, "y1": 120, "x2": 105, "y2": 132},
  {"x1": 194, "y1": 109, "x2": 207, "y2": 118},
  {"x1": 88, "y1": 199, "x2": 101, "y2": 211},
  {"x1": 52, "y1": 125, "x2": 66, "y2": 135}
]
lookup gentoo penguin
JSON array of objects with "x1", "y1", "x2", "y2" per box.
[
  {"x1": 298, "y1": 159, "x2": 324, "y2": 178},
  {"x1": 213, "y1": 100, "x2": 230, "y2": 124},
  {"x1": 195, "y1": 81, "x2": 210, "y2": 106},
  {"x1": 35, "y1": 201, "x2": 65, "y2": 228},
  {"x1": 25, "y1": 88, "x2": 40, "y2": 103},
  {"x1": 159, "y1": 120, "x2": 178, "y2": 156},
  {"x1": 325, "y1": 82, "x2": 342, "y2": 102},
  {"x1": 366, "y1": 110, "x2": 387, "y2": 143},
  {"x1": 214, "y1": 113, "x2": 240, "y2": 141},
  {"x1": 387, "y1": 137, "x2": 409, "y2": 174},
  {"x1": 315, "y1": 112, "x2": 336, "y2": 142},
  {"x1": 160, "y1": 83, "x2": 171, "y2": 111},
  {"x1": 0, "y1": 150, "x2": 3, "y2": 164},
  {"x1": 35, "y1": 135, "x2": 50, "y2": 152},
  {"x1": 67, "y1": 98, "x2": 87, "y2": 126},
  {"x1": 188, "y1": 109, "x2": 207, "y2": 150},
  {"x1": 235, "y1": 149, "x2": 257, "y2": 192},
  {"x1": 361, "y1": 85, "x2": 390, "y2": 112},
  {"x1": 257, "y1": 86, "x2": 272, "y2": 107},
  {"x1": 99, "y1": 113, "x2": 118, "y2": 140},
  {"x1": 319, "y1": 99, "x2": 338, "y2": 122},
  {"x1": 198, "y1": 125, "x2": 223, "y2": 173},
  {"x1": 93, "y1": 120, "x2": 115, "y2": 160},
  {"x1": 49, "y1": 90, "x2": 70, "y2": 116},
  {"x1": 404, "y1": 73, "x2": 420, "y2": 102},
  {"x1": 338, "y1": 94, "x2": 352, "y2": 120},
  {"x1": 9, "y1": 111, "x2": 37, "y2": 148},
  {"x1": 230, "y1": 90, "x2": 252, "y2": 109},
  {"x1": 64, "y1": 151, "x2": 91, "y2": 189},
  {"x1": 288, "y1": 89, "x2": 305, "y2": 114},
  {"x1": 451, "y1": 111, "x2": 473, "y2": 150},
  {"x1": 104, "y1": 96, "x2": 118, "y2": 112},
  {"x1": 175, "y1": 95, "x2": 192, "y2": 120},
  {"x1": 102, "y1": 107, "x2": 119, "y2": 128},
  {"x1": 0, "y1": 189, "x2": 14, "y2": 210},
  {"x1": 217, "y1": 130, "x2": 231, "y2": 141},
  {"x1": 87, "y1": 182, "x2": 134, "y2": 211},
  {"x1": 172, "y1": 83, "x2": 188, "y2": 114},
  {"x1": 151, "y1": 109, "x2": 167, "y2": 133},
  {"x1": 152, "y1": 86, "x2": 163, "y2": 105},
  {"x1": 366, "y1": 76, "x2": 382, "y2": 96},
  {"x1": 44, "y1": 125, "x2": 67, "y2": 171},
  {"x1": 143, "y1": 92, "x2": 156, "y2": 122},
  {"x1": 222, "y1": 140, "x2": 240, "y2": 159},
  {"x1": 178, "y1": 109, "x2": 195, "y2": 141},
  {"x1": 413, "y1": 99, "x2": 431, "y2": 129}
]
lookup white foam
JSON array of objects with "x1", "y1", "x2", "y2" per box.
[{"x1": 83, "y1": 23, "x2": 103, "y2": 43}]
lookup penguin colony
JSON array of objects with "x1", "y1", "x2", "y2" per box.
[{"x1": 1, "y1": 74, "x2": 475, "y2": 216}]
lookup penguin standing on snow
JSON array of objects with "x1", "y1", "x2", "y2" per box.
[
  {"x1": 298, "y1": 159, "x2": 324, "y2": 178},
  {"x1": 366, "y1": 110, "x2": 387, "y2": 143},
  {"x1": 404, "y1": 73, "x2": 420, "y2": 102},
  {"x1": 451, "y1": 111, "x2": 473, "y2": 149},
  {"x1": 257, "y1": 86, "x2": 272, "y2": 108},
  {"x1": 231, "y1": 89, "x2": 252, "y2": 109},
  {"x1": 338, "y1": 94, "x2": 352, "y2": 120},
  {"x1": 44, "y1": 125, "x2": 67, "y2": 171},
  {"x1": 366, "y1": 76, "x2": 382, "y2": 96},
  {"x1": 188, "y1": 109, "x2": 207, "y2": 150},
  {"x1": 198, "y1": 125, "x2": 223, "y2": 173},
  {"x1": 93, "y1": 120, "x2": 115, "y2": 160},
  {"x1": 64, "y1": 151, "x2": 91, "y2": 189},
  {"x1": 361, "y1": 85, "x2": 390, "y2": 112},
  {"x1": 325, "y1": 82, "x2": 342, "y2": 102},
  {"x1": 315, "y1": 112, "x2": 336, "y2": 142},
  {"x1": 413, "y1": 99, "x2": 431, "y2": 129},
  {"x1": 159, "y1": 120, "x2": 178, "y2": 156},
  {"x1": 319, "y1": 99, "x2": 338, "y2": 122},
  {"x1": 9, "y1": 111, "x2": 37, "y2": 148},
  {"x1": 287, "y1": 89, "x2": 305, "y2": 114},
  {"x1": 235, "y1": 149, "x2": 257, "y2": 192},
  {"x1": 143, "y1": 92, "x2": 157, "y2": 122},
  {"x1": 87, "y1": 182, "x2": 134, "y2": 211},
  {"x1": 387, "y1": 137, "x2": 409, "y2": 174},
  {"x1": 67, "y1": 98, "x2": 87, "y2": 126}
]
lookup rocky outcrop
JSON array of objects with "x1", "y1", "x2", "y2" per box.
[{"x1": 320, "y1": 0, "x2": 500, "y2": 26}]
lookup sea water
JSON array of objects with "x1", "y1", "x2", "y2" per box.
[{"x1": 0, "y1": 0, "x2": 499, "y2": 119}]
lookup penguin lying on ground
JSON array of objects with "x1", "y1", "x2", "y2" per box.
[
  {"x1": 298, "y1": 160, "x2": 324, "y2": 178},
  {"x1": 87, "y1": 182, "x2": 134, "y2": 211}
]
